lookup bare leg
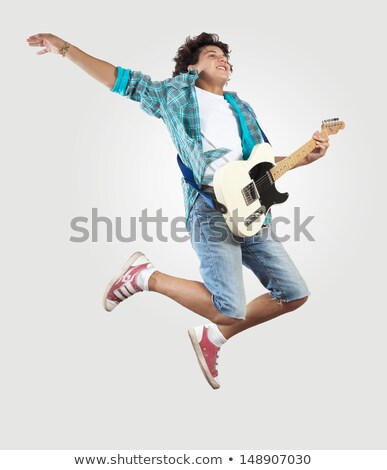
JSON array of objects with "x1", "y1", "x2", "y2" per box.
[
  {"x1": 148, "y1": 271, "x2": 240, "y2": 326},
  {"x1": 219, "y1": 293, "x2": 308, "y2": 339},
  {"x1": 148, "y1": 271, "x2": 307, "y2": 330}
]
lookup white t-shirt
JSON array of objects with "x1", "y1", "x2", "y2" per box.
[{"x1": 195, "y1": 86, "x2": 243, "y2": 185}]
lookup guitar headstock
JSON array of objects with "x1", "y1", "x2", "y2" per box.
[{"x1": 321, "y1": 118, "x2": 345, "y2": 135}]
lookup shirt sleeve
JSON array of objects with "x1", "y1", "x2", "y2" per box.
[{"x1": 110, "y1": 66, "x2": 161, "y2": 118}]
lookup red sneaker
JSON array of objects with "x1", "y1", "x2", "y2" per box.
[
  {"x1": 188, "y1": 326, "x2": 221, "y2": 389},
  {"x1": 102, "y1": 252, "x2": 154, "y2": 312}
]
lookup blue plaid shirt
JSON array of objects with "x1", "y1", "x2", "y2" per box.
[{"x1": 111, "y1": 66, "x2": 269, "y2": 223}]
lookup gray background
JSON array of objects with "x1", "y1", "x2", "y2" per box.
[{"x1": 1, "y1": 0, "x2": 386, "y2": 450}]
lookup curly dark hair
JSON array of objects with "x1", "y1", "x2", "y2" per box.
[{"x1": 172, "y1": 32, "x2": 233, "y2": 77}]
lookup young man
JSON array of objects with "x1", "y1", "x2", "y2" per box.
[{"x1": 27, "y1": 32, "x2": 329, "y2": 389}]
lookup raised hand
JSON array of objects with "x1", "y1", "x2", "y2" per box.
[
  {"x1": 26, "y1": 33, "x2": 67, "y2": 55},
  {"x1": 27, "y1": 33, "x2": 118, "y2": 89}
]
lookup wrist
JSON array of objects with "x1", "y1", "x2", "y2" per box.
[
  {"x1": 59, "y1": 41, "x2": 70, "y2": 57},
  {"x1": 306, "y1": 154, "x2": 322, "y2": 165}
]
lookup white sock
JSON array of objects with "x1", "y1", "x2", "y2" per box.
[
  {"x1": 206, "y1": 324, "x2": 227, "y2": 347},
  {"x1": 136, "y1": 267, "x2": 157, "y2": 291}
]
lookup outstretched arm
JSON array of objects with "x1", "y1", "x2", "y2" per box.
[{"x1": 26, "y1": 33, "x2": 117, "y2": 89}]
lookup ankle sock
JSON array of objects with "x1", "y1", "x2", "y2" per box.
[
  {"x1": 136, "y1": 267, "x2": 157, "y2": 291},
  {"x1": 206, "y1": 324, "x2": 227, "y2": 347}
]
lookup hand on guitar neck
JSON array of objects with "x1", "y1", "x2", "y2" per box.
[{"x1": 275, "y1": 129, "x2": 331, "y2": 169}]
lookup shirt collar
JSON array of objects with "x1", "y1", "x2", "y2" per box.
[
  {"x1": 171, "y1": 71, "x2": 238, "y2": 97},
  {"x1": 170, "y1": 70, "x2": 199, "y2": 88}
]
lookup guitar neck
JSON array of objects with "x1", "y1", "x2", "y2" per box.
[
  {"x1": 269, "y1": 138, "x2": 317, "y2": 181},
  {"x1": 267, "y1": 119, "x2": 345, "y2": 181}
]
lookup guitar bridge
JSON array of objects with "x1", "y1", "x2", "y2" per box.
[{"x1": 242, "y1": 182, "x2": 259, "y2": 206}]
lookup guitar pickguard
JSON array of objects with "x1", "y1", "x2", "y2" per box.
[{"x1": 249, "y1": 161, "x2": 289, "y2": 213}]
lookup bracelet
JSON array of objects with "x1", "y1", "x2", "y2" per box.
[{"x1": 59, "y1": 41, "x2": 70, "y2": 58}]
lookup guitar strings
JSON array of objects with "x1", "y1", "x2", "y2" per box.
[
  {"x1": 255, "y1": 173, "x2": 273, "y2": 193},
  {"x1": 238, "y1": 132, "x2": 338, "y2": 204},
  {"x1": 253, "y1": 155, "x2": 301, "y2": 193}
]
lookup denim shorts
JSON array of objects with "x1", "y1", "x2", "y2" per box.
[{"x1": 186, "y1": 191, "x2": 310, "y2": 320}]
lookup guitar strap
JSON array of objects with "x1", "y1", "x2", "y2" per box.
[
  {"x1": 177, "y1": 155, "x2": 227, "y2": 214},
  {"x1": 177, "y1": 96, "x2": 270, "y2": 214}
]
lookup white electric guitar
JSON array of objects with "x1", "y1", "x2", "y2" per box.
[{"x1": 213, "y1": 118, "x2": 345, "y2": 237}]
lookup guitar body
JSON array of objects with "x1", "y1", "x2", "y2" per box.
[{"x1": 213, "y1": 143, "x2": 289, "y2": 237}]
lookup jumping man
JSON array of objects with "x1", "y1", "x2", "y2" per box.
[{"x1": 27, "y1": 32, "x2": 329, "y2": 389}]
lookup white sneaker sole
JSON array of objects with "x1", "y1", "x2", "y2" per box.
[
  {"x1": 188, "y1": 328, "x2": 220, "y2": 390},
  {"x1": 102, "y1": 251, "x2": 146, "y2": 312}
]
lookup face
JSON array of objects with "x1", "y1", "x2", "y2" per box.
[{"x1": 188, "y1": 45, "x2": 231, "y2": 83}]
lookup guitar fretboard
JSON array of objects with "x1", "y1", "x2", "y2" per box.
[{"x1": 270, "y1": 139, "x2": 317, "y2": 181}]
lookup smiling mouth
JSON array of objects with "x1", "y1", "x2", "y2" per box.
[{"x1": 216, "y1": 66, "x2": 227, "y2": 71}]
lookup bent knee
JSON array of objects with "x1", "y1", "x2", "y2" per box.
[
  {"x1": 213, "y1": 294, "x2": 246, "y2": 320},
  {"x1": 285, "y1": 295, "x2": 309, "y2": 311},
  {"x1": 218, "y1": 305, "x2": 246, "y2": 323},
  {"x1": 212, "y1": 297, "x2": 246, "y2": 325}
]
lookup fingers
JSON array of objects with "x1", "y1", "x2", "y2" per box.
[
  {"x1": 26, "y1": 33, "x2": 51, "y2": 45},
  {"x1": 27, "y1": 35, "x2": 46, "y2": 48},
  {"x1": 311, "y1": 131, "x2": 329, "y2": 154},
  {"x1": 28, "y1": 40, "x2": 48, "y2": 54},
  {"x1": 27, "y1": 34, "x2": 51, "y2": 55},
  {"x1": 28, "y1": 41, "x2": 45, "y2": 47},
  {"x1": 27, "y1": 34, "x2": 41, "y2": 42},
  {"x1": 312, "y1": 131, "x2": 329, "y2": 144},
  {"x1": 27, "y1": 33, "x2": 51, "y2": 39}
]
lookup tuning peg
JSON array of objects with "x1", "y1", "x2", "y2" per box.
[{"x1": 322, "y1": 117, "x2": 340, "y2": 124}]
